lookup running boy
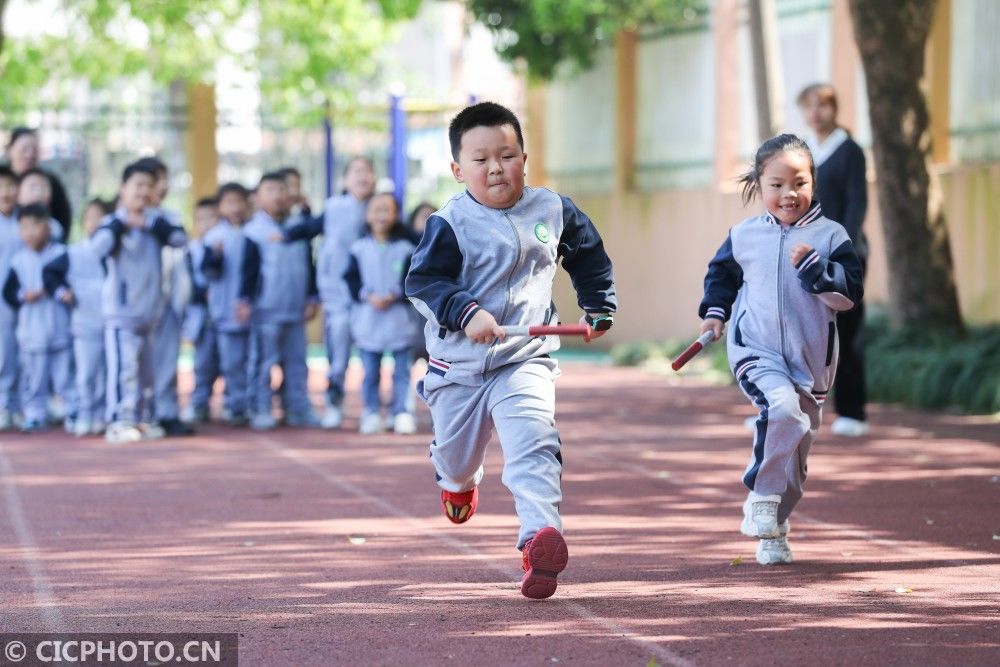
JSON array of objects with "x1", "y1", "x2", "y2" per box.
[
  {"x1": 344, "y1": 192, "x2": 418, "y2": 435},
  {"x1": 182, "y1": 196, "x2": 221, "y2": 423},
  {"x1": 3, "y1": 204, "x2": 75, "y2": 432},
  {"x1": 243, "y1": 172, "x2": 319, "y2": 429},
  {"x1": 201, "y1": 183, "x2": 259, "y2": 426},
  {"x1": 405, "y1": 102, "x2": 617, "y2": 599},
  {"x1": 698, "y1": 133, "x2": 863, "y2": 565},
  {"x1": 90, "y1": 161, "x2": 188, "y2": 443},
  {"x1": 43, "y1": 198, "x2": 112, "y2": 436}
]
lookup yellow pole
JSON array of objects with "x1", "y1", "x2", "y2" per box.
[{"x1": 185, "y1": 82, "x2": 219, "y2": 202}]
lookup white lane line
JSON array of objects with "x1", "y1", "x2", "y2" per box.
[
  {"x1": 254, "y1": 434, "x2": 696, "y2": 667},
  {"x1": 0, "y1": 441, "x2": 66, "y2": 632}
]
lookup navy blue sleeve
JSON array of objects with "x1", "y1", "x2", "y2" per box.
[
  {"x1": 795, "y1": 239, "x2": 864, "y2": 309},
  {"x1": 305, "y1": 243, "x2": 318, "y2": 300},
  {"x1": 557, "y1": 196, "x2": 618, "y2": 314},
  {"x1": 238, "y1": 238, "x2": 261, "y2": 302},
  {"x1": 404, "y1": 214, "x2": 481, "y2": 331},
  {"x1": 89, "y1": 217, "x2": 126, "y2": 259},
  {"x1": 149, "y1": 216, "x2": 187, "y2": 247},
  {"x1": 185, "y1": 252, "x2": 208, "y2": 304},
  {"x1": 2, "y1": 270, "x2": 21, "y2": 309},
  {"x1": 699, "y1": 232, "x2": 744, "y2": 321},
  {"x1": 201, "y1": 245, "x2": 224, "y2": 281},
  {"x1": 840, "y1": 142, "x2": 868, "y2": 247},
  {"x1": 42, "y1": 252, "x2": 70, "y2": 295},
  {"x1": 344, "y1": 252, "x2": 363, "y2": 303},
  {"x1": 283, "y1": 214, "x2": 323, "y2": 242}
]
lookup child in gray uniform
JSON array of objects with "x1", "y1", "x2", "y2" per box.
[
  {"x1": 0, "y1": 166, "x2": 23, "y2": 429},
  {"x1": 43, "y1": 198, "x2": 112, "y2": 436},
  {"x1": 89, "y1": 161, "x2": 188, "y2": 444},
  {"x1": 699, "y1": 134, "x2": 863, "y2": 565},
  {"x1": 2, "y1": 204, "x2": 75, "y2": 432},
  {"x1": 344, "y1": 192, "x2": 417, "y2": 435},
  {"x1": 182, "y1": 196, "x2": 221, "y2": 423},
  {"x1": 405, "y1": 102, "x2": 617, "y2": 599}
]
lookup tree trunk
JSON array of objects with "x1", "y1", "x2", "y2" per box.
[{"x1": 849, "y1": 0, "x2": 963, "y2": 332}]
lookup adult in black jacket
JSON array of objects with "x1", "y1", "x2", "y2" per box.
[
  {"x1": 5, "y1": 128, "x2": 72, "y2": 238},
  {"x1": 798, "y1": 83, "x2": 869, "y2": 437}
]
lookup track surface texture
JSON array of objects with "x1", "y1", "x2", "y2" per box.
[{"x1": 2, "y1": 362, "x2": 998, "y2": 666}]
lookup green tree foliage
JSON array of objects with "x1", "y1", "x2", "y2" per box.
[
  {"x1": 463, "y1": 0, "x2": 704, "y2": 80},
  {"x1": 0, "y1": 0, "x2": 422, "y2": 125}
]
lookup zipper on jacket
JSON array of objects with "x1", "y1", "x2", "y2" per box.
[
  {"x1": 483, "y1": 211, "x2": 522, "y2": 374},
  {"x1": 777, "y1": 226, "x2": 789, "y2": 360}
]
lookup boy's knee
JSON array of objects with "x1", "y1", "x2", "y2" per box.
[{"x1": 767, "y1": 395, "x2": 809, "y2": 433}]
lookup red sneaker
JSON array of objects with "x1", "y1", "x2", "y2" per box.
[
  {"x1": 441, "y1": 487, "x2": 478, "y2": 524},
  {"x1": 520, "y1": 527, "x2": 569, "y2": 599}
]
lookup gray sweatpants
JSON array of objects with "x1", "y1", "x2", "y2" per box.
[
  {"x1": 323, "y1": 306, "x2": 352, "y2": 405},
  {"x1": 190, "y1": 325, "x2": 220, "y2": 411},
  {"x1": 0, "y1": 323, "x2": 18, "y2": 411},
  {"x1": 153, "y1": 309, "x2": 182, "y2": 421},
  {"x1": 418, "y1": 357, "x2": 563, "y2": 548},
  {"x1": 21, "y1": 347, "x2": 75, "y2": 423},
  {"x1": 74, "y1": 332, "x2": 106, "y2": 423},
  {"x1": 738, "y1": 364, "x2": 821, "y2": 524},
  {"x1": 218, "y1": 330, "x2": 250, "y2": 417},
  {"x1": 249, "y1": 320, "x2": 312, "y2": 419},
  {"x1": 105, "y1": 326, "x2": 155, "y2": 424}
]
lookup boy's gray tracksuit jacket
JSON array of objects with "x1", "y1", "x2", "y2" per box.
[
  {"x1": 699, "y1": 202, "x2": 864, "y2": 398},
  {"x1": 404, "y1": 186, "x2": 618, "y2": 386},
  {"x1": 3, "y1": 242, "x2": 71, "y2": 352}
]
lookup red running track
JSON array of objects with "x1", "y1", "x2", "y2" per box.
[{"x1": 1, "y1": 363, "x2": 998, "y2": 666}]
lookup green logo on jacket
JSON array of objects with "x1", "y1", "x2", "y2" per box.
[{"x1": 534, "y1": 223, "x2": 550, "y2": 244}]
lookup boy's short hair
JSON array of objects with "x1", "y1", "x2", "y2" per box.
[
  {"x1": 18, "y1": 167, "x2": 49, "y2": 183},
  {"x1": 217, "y1": 182, "x2": 249, "y2": 200},
  {"x1": 17, "y1": 202, "x2": 50, "y2": 221},
  {"x1": 121, "y1": 160, "x2": 159, "y2": 184},
  {"x1": 278, "y1": 166, "x2": 301, "y2": 180},
  {"x1": 0, "y1": 165, "x2": 18, "y2": 184},
  {"x1": 448, "y1": 101, "x2": 524, "y2": 161},
  {"x1": 86, "y1": 197, "x2": 113, "y2": 215},
  {"x1": 195, "y1": 196, "x2": 218, "y2": 209},
  {"x1": 133, "y1": 156, "x2": 168, "y2": 177},
  {"x1": 258, "y1": 171, "x2": 286, "y2": 187}
]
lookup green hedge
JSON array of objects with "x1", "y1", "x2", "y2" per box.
[{"x1": 611, "y1": 321, "x2": 1000, "y2": 415}]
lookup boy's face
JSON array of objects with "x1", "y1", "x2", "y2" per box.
[
  {"x1": 149, "y1": 172, "x2": 169, "y2": 207},
  {"x1": 19, "y1": 216, "x2": 50, "y2": 251},
  {"x1": 0, "y1": 178, "x2": 17, "y2": 216},
  {"x1": 17, "y1": 173, "x2": 52, "y2": 207},
  {"x1": 120, "y1": 172, "x2": 154, "y2": 213},
  {"x1": 256, "y1": 180, "x2": 288, "y2": 219},
  {"x1": 343, "y1": 160, "x2": 375, "y2": 201},
  {"x1": 366, "y1": 194, "x2": 397, "y2": 237},
  {"x1": 451, "y1": 124, "x2": 526, "y2": 210},
  {"x1": 194, "y1": 205, "x2": 218, "y2": 237},
  {"x1": 82, "y1": 204, "x2": 105, "y2": 236},
  {"x1": 218, "y1": 192, "x2": 249, "y2": 225},
  {"x1": 285, "y1": 173, "x2": 302, "y2": 202}
]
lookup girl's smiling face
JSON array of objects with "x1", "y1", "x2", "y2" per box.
[
  {"x1": 759, "y1": 149, "x2": 814, "y2": 225},
  {"x1": 366, "y1": 193, "x2": 398, "y2": 239}
]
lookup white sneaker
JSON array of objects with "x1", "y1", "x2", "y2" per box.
[
  {"x1": 321, "y1": 405, "x2": 343, "y2": 430},
  {"x1": 743, "y1": 415, "x2": 758, "y2": 432},
  {"x1": 73, "y1": 418, "x2": 92, "y2": 437},
  {"x1": 251, "y1": 413, "x2": 277, "y2": 431},
  {"x1": 741, "y1": 492, "x2": 782, "y2": 538},
  {"x1": 393, "y1": 412, "x2": 417, "y2": 435},
  {"x1": 90, "y1": 418, "x2": 107, "y2": 435},
  {"x1": 359, "y1": 412, "x2": 384, "y2": 435},
  {"x1": 757, "y1": 536, "x2": 794, "y2": 565},
  {"x1": 105, "y1": 421, "x2": 143, "y2": 444},
  {"x1": 138, "y1": 422, "x2": 165, "y2": 439},
  {"x1": 831, "y1": 416, "x2": 870, "y2": 437},
  {"x1": 0, "y1": 408, "x2": 13, "y2": 430}
]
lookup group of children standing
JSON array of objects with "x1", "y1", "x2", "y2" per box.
[{"x1": 0, "y1": 152, "x2": 435, "y2": 442}]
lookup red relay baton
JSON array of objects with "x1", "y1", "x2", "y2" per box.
[
  {"x1": 500, "y1": 324, "x2": 591, "y2": 337},
  {"x1": 671, "y1": 331, "x2": 717, "y2": 371}
]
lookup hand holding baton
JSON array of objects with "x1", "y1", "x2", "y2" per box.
[
  {"x1": 499, "y1": 324, "x2": 591, "y2": 338},
  {"x1": 671, "y1": 331, "x2": 717, "y2": 371}
]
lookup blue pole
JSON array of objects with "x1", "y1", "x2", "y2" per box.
[
  {"x1": 389, "y1": 94, "x2": 407, "y2": 211},
  {"x1": 323, "y1": 107, "x2": 334, "y2": 200}
]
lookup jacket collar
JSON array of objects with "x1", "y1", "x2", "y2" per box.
[{"x1": 764, "y1": 201, "x2": 823, "y2": 228}]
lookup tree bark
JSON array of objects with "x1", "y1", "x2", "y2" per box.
[{"x1": 849, "y1": 0, "x2": 963, "y2": 332}]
